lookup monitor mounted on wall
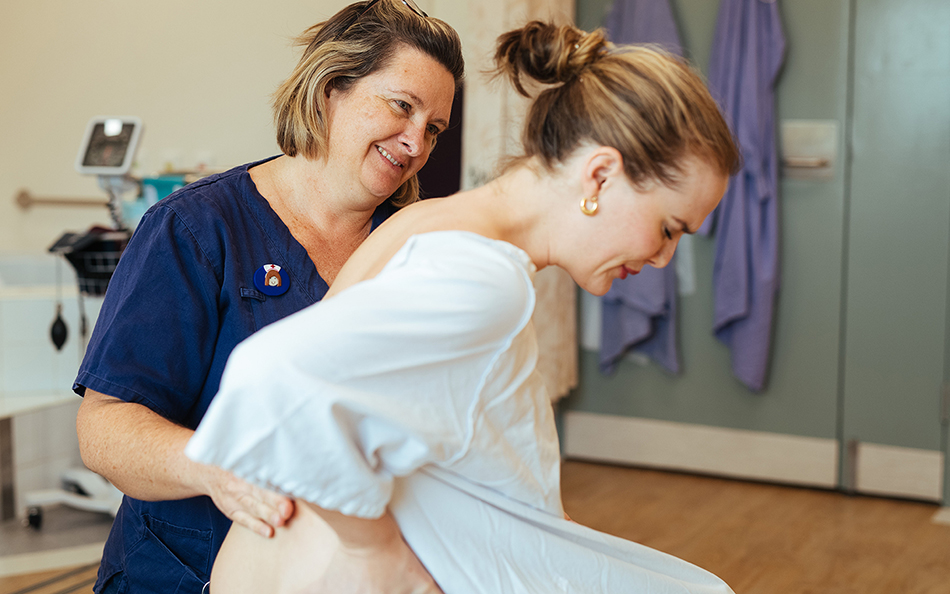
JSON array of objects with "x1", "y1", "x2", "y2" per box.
[{"x1": 75, "y1": 116, "x2": 143, "y2": 176}]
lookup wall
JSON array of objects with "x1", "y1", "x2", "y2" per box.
[{"x1": 0, "y1": 0, "x2": 340, "y2": 254}]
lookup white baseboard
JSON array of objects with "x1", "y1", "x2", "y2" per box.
[
  {"x1": 856, "y1": 442, "x2": 944, "y2": 502},
  {"x1": 563, "y1": 411, "x2": 839, "y2": 489},
  {"x1": 0, "y1": 542, "x2": 104, "y2": 577}
]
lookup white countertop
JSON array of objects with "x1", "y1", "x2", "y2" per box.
[{"x1": 0, "y1": 391, "x2": 79, "y2": 419}]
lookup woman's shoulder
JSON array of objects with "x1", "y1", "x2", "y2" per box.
[
  {"x1": 337, "y1": 228, "x2": 536, "y2": 310},
  {"x1": 380, "y1": 195, "x2": 533, "y2": 273},
  {"x1": 379, "y1": 230, "x2": 537, "y2": 335},
  {"x1": 157, "y1": 159, "x2": 271, "y2": 218},
  {"x1": 134, "y1": 158, "x2": 280, "y2": 256},
  {"x1": 314, "y1": 227, "x2": 536, "y2": 355},
  {"x1": 394, "y1": 230, "x2": 534, "y2": 280},
  {"x1": 329, "y1": 195, "x2": 526, "y2": 295}
]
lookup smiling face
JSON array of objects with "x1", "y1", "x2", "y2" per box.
[
  {"x1": 570, "y1": 154, "x2": 728, "y2": 296},
  {"x1": 323, "y1": 44, "x2": 456, "y2": 205}
]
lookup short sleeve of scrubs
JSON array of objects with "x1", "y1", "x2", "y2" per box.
[{"x1": 76, "y1": 204, "x2": 222, "y2": 422}]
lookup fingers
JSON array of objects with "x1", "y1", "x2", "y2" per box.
[
  {"x1": 243, "y1": 486, "x2": 295, "y2": 529},
  {"x1": 230, "y1": 509, "x2": 275, "y2": 538},
  {"x1": 258, "y1": 486, "x2": 296, "y2": 526},
  {"x1": 206, "y1": 468, "x2": 294, "y2": 538}
]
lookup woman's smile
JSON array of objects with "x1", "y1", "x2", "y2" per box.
[{"x1": 376, "y1": 145, "x2": 406, "y2": 169}]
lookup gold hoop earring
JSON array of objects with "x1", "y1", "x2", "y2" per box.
[{"x1": 580, "y1": 195, "x2": 599, "y2": 216}]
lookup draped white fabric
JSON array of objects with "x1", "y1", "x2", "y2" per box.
[{"x1": 187, "y1": 231, "x2": 732, "y2": 593}]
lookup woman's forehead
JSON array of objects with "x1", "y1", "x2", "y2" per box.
[{"x1": 362, "y1": 46, "x2": 455, "y2": 112}]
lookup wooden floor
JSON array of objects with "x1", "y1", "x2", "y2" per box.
[
  {"x1": 3, "y1": 461, "x2": 950, "y2": 593},
  {"x1": 0, "y1": 563, "x2": 96, "y2": 594},
  {"x1": 561, "y1": 461, "x2": 950, "y2": 594}
]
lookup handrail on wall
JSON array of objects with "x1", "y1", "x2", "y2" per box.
[{"x1": 14, "y1": 189, "x2": 108, "y2": 210}]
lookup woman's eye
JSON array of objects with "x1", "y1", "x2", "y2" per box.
[
  {"x1": 662, "y1": 227, "x2": 671, "y2": 240},
  {"x1": 426, "y1": 124, "x2": 441, "y2": 136},
  {"x1": 395, "y1": 100, "x2": 411, "y2": 112}
]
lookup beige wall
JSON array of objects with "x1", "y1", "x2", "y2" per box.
[
  {"x1": 0, "y1": 0, "x2": 341, "y2": 253},
  {"x1": 450, "y1": 0, "x2": 575, "y2": 190}
]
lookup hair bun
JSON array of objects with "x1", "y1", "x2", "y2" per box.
[{"x1": 494, "y1": 21, "x2": 608, "y2": 96}]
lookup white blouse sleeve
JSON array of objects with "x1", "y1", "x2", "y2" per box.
[{"x1": 185, "y1": 234, "x2": 535, "y2": 519}]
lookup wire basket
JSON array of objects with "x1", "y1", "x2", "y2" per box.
[
  {"x1": 67, "y1": 248, "x2": 125, "y2": 296},
  {"x1": 51, "y1": 230, "x2": 131, "y2": 297}
]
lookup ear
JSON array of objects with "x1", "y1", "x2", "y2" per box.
[{"x1": 582, "y1": 146, "x2": 624, "y2": 195}]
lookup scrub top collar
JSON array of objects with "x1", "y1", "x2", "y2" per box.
[{"x1": 237, "y1": 155, "x2": 397, "y2": 302}]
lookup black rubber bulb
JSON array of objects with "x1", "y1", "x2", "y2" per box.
[{"x1": 51, "y1": 304, "x2": 68, "y2": 351}]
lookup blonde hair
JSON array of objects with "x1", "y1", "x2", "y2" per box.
[
  {"x1": 273, "y1": 0, "x2": 464, "y2": 207},
  {"x1": 493, "y1": 21, "x2": 739, "y2": 187}
]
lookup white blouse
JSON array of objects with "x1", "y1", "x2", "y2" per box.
[{"x1": 186, "y1": 231, "x2": 733, "y2": 594}]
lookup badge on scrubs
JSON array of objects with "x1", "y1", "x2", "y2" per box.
[{"x1": 254, "y1": 264, "x2": 290, "y2": 296}]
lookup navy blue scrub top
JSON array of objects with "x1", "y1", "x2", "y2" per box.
[{"x1": 74, "y1": 156, "x2": 397, "y2": 593}]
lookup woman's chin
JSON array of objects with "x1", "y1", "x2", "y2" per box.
[{"x1": 585, "y1": 281, "x2": 611, "y2": 297}]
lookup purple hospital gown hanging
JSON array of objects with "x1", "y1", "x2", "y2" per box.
[
  {"x1": 599, "y1": 0, "x2": 684, "y2": 375},
  {"x1": 699, "y1": 0, "x2": 785, "y2": 391}
]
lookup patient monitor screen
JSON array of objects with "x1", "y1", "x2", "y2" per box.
[{"x1": 81, "y1": 120, "x2": 135, "y2": 168}]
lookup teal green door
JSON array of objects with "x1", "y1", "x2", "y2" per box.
[{"x1": 841, "y1": 0, "x2": 950, "y2": 501}]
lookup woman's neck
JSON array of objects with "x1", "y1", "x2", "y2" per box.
[
  {"x1": 477, "y1": 162, "x2": 573, "y2": 271},
  {"x1": 259, "y1": 155, "x2": 379, "y2": 234},
  {"x1": 251, "y1": 155, "x2": 379, "y2": 284}
]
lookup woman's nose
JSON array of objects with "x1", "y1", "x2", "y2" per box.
[
  {"x1": 648, "y1": 237, "x2": 680, "y2": 269},
  {"x1": 399, "y1": 122, "x2": 427, "y2": 157}
]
